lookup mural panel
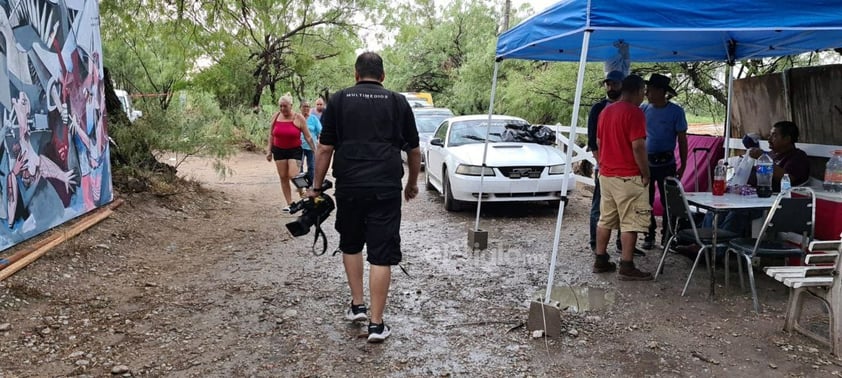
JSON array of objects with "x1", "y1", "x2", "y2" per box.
[{"x1": 0, "y1": 0, "x2": 111, "y2": 251}]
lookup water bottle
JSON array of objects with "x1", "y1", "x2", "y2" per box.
[
  {"x1": 781, "y1": 173, "x2": 791, "y2": 198},
  {"x1": 825, "y1": 150, "x2": 842, "y2": 192},
  {"x1": 836, "y1": 151, "x2": 842, "y2": 192},
  {"x1": 824, "y1": 152, "x2": 835, "y2": 191},
  {"x1": 712, "y1": 159, "x2": 726, "y2": 196},
  {"x1": 756, "y1": 152, "x2": 774, "y2": 198}
]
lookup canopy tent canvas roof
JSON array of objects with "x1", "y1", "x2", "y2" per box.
[
  {"x1": 497, "y1": 0, "x2": 842, "y2": 63},
  {"x1": 485, "y1": 0, "x2": 842, "y2": 303}
]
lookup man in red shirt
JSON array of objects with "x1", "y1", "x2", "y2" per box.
[{"x1": 594, "y1": 74, "x2": 652, "y2": 280}]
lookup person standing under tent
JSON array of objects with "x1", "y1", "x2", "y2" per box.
[
  {"x1": 594, "y1": 74, "x2": 653, "y2": 281},
  {"x1": 641, "y1": 73, "x2": 688, "y2": 250},
  {"x1": 588, "y1": 70, "x2": 646, "y2": 257}
]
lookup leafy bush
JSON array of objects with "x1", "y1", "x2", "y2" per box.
[
  {"x1": 110, "y1": 91, "x2": 240, "y2": 177},
  {"x1": 225, "y1": 106, "x2": 275, "y2": 152}
]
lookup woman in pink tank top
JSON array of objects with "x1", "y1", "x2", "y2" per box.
[{"x1": 266, "y1": 94, "x2": 316, "y2": 212}]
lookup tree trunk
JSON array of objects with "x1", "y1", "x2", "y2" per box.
[
  {"x1": 104, "y1": 67, "x2": 174, "y2": 174},
  {"x1": 251, "y1": 82, "x2": 265, "y2": 108},
  {"x1": 104, "y1": 67, "x2": 131, "y2": 167}
]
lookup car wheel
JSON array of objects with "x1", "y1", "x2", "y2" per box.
[
  {"x1": 425, "y1": 167, "x2": 435, "y2": 191},
  {"x1": 443, "y1": 172, "x2": 463, "y2": 212}
]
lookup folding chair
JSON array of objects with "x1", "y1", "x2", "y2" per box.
[
  {"x1": 725, "y1": 187, "x2": 816, "y2": 313},
  {"x1": 768, "y1": 238, "x2": 842, "y2": 355},
  {"x1": 655, "y1": 177, "x2": 741, "y2": 296}
]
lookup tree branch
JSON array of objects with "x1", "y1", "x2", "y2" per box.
[{"x1": 679, "y1": 62, "x2": 728, "y2": 106}]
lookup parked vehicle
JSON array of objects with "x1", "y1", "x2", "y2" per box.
[
  {"x1": 115, "y1": 89, "x2": 142, "y2": 122},
  {"x1": 413, "y1": 107, "x2": 454, "y2": 167},
  {"x1": 401, "y1": 92, "x2": 434, "y2": 106},
  {"x1": 401, "y1": 92, "x2": 432, "y2": 108},
  {"x1": 425, "y1": 115, "x2": 575, "y2": 211}
]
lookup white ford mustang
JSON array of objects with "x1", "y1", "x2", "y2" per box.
[{"x1": 424, "y1": 115, "x2": 576, "y2": 211}]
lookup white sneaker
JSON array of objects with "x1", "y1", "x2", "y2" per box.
[
  {"x1": 282, "y1": 207, "x2": 290, "y2": 213},
  {"x1": 345, "y1": 302, "x2": 368, "y2": 321},
  {"x1": 367, "y1": 323, "x2": 391, "y2": 343}
]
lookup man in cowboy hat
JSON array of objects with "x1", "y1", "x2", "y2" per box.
[{"x1": 641, "y1": 73, "x2": 688, "y2": 250}]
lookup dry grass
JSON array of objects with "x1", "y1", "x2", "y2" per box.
[{"x1": 688, "y1": 123, "x2": 724, "y2": 136}]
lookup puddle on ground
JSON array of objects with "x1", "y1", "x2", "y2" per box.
[{"x1": 532, "y1": 285, "x2": 615, "y2": 312}]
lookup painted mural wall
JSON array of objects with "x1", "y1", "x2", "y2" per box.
[{"x1": 0, "y1": 0, "x2": 111, "y2": 251}]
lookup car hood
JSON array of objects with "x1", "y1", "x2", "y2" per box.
[{"x1": 448, "y1": 143, "x2": 565, "y2": 166}]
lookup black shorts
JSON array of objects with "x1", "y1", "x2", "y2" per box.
[
  {"x1": 334, "y1": 190, "x2": 402, "y2": 266},
  {"x1": 272, "y1": 146, "x2": 303, "y2": 161}
]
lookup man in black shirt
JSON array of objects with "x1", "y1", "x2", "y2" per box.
[{"x1": 309, "y1": 52, "x2": 421, "y2": 343}]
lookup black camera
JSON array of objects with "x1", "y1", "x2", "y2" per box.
[{"x1": 285, "y1": 178, "x2": 335, "y2": 237}]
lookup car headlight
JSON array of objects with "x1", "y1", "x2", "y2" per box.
[
  {"x1": 548, "y1": 164, "x2": 566, "y2": 175},
  {"x1": 455, "y1": 164, "x2": 496, "y2": 176}
]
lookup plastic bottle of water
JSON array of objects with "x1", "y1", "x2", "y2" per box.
[
  {"x1": 826, "y1": 150, "x2": 842, "y2": 193},
  {"x1": 756, "y1": 152, "x2": 774, "y2": 198},
  {"x1": 781, "y1": 173, "x2": 791, "y2": 198},
  {"x1": 824, "y1": 153, "x2": 835, "y2": 191},
  {"x1": 712, "y1": 159, "x2": 726, "y2": 196}
]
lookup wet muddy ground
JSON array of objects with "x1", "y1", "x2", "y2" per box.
[{"x1": 1, "y1": 151, "x2": 840, "y2": 377}]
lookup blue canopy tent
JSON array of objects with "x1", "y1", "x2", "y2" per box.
[
  {"x1": 497, "y1": 0, "x2": 842, "y2": 63},
  {"x1": 487, "y1": 0, "x2": 842, "y2": 302}
]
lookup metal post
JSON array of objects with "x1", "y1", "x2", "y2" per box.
[
  {"x1": 723, "y1": 63, "x2": 735, "y2": 159},
  {"x1": 474, "y1": 62, "x2": 501, "y2": 232},
  {"x1": 544, "y1": 31, "x2": 591, "y2": 303}
]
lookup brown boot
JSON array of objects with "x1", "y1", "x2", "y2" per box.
[
  {"x1": 593, "y1": 254, "x2": 616, "y2": 273},
  {"x1": 618, "y1": 260, "x2": 653, "y2": 281}
]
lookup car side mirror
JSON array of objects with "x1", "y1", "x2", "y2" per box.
[{"x1": 430, "y1": 138, "x2": 444, "y2": 147}]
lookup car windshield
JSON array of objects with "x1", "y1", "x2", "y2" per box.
[
  {"x1": 415, "y1": 115, "x2": 450, "y2": 133},
  {"x1": 448, "y1": 119, "x2": 528, "y2": 146},
  {"x1": 414, "y1": 110, "x2": 454, "y2": 134}
]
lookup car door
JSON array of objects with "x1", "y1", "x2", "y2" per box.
[{"x1": 426, "y1": 120, "x2": 450, "y2": 185}]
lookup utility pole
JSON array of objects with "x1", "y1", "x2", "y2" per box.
[{"x1": 503, "y1": 0, "x2": 511, "y2": 31}]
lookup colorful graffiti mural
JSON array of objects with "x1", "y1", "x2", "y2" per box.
[{"x1": 0, "y1": 0, "x2": 111, "y2": 251}]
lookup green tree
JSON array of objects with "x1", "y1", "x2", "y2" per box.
[
  {"x1": 100, "y1": 1, "x2": 200, "y2": 111},
  {"x1": 183, "y1": 0, "x2": 381, "y2": 107},
  {"x1": 382, "y1": 1, "x2": 501, "y2": 101}
]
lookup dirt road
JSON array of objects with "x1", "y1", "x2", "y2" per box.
[{"x1": 0, "y1": 152, "x2": 839, "y2": 377}]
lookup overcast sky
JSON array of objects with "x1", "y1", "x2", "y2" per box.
[
  {"x1": 512, "y1": 0, "x2": 556, "y2": 13},
  {"x1": 359, "y1": 0, "x2": 558, "y2": 52}
]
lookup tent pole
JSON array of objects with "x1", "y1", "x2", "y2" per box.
[
  {"x1": 474, "y1": 61, "x2": 501, "y2": 232},
  {"x1": 544, "y1": 31, "x2": 591, "y2": 303},
  {"x1": 723, "y1": 63, "x2": 735, "y2": 159}
]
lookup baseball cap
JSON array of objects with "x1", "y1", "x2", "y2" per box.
[
  {"x1": 742, "y1": 133, "x2": 761, "y2": 149},
  {"x1": 603, "y1": 70, "x2": 625, "y2": 83}
]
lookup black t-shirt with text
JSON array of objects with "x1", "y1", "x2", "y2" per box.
[{"x1": 320, "y1": 81, "x2": 419, "y2": 194}]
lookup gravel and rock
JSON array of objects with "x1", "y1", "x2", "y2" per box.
[{"x1": 0, "y1": 151, "x2": 838, "y2": 376}]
